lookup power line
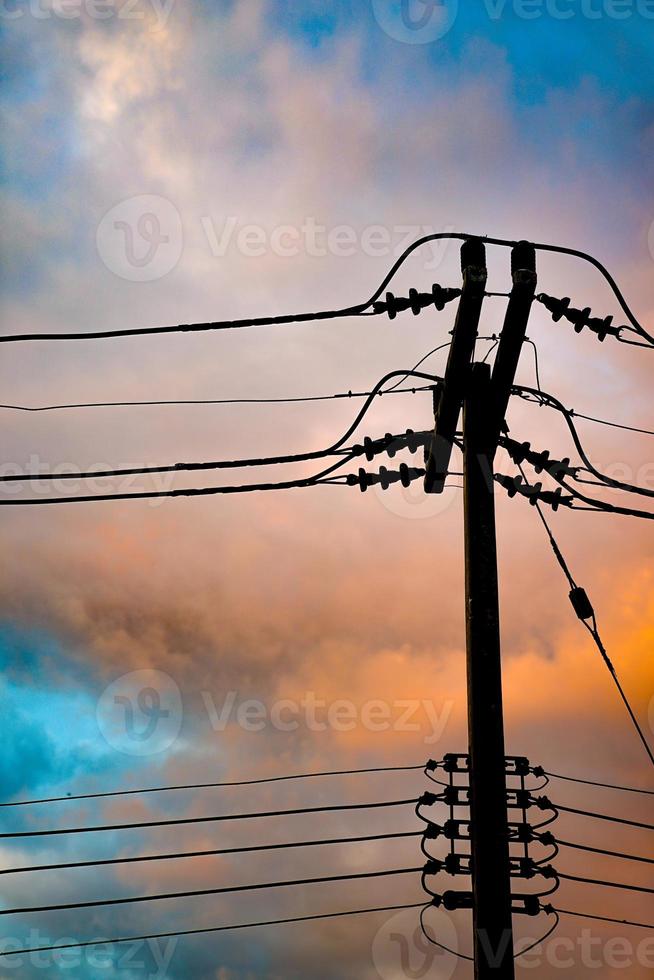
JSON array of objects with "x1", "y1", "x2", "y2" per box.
[
  {"x1": 535, "y1": 799, "x2": 654, "y2": 831},
  {"x1": 513, "y1": 385, "x2": 654, "y2": 499},
  {"x1": 546, "y1": 906, "x2": 654, "y2": 931},
  {"x1": 0, "y1": 369, "x2": 440, "y2": 487},
  {"x1": 0, "y1": 457, "x2": 350, "y2": 508},
  {"x1": 0, "y1": 902, "x2": 427, "y2": 958},
  {"x1": 506, "y1": 432, "x2": 654, "y2": 767},
  {"x1": 0, "y1": 384, "x2": 436, "y2": 414},
  {"x1": 0, "y1": 762, "x2": 425, "y2": 808},
  {"x1": 0, "y1": 795, "x2": 417, "y2": 839},
  {"x1": 551, "y1": 838, "x2": 654, "y2": 865},
  {"x1": 0, "y1": 865, "x2": 423, "y2": 917},
  {"x1": 0, "y1": 233, "x2": 649, "y2": 344},
  {"x1": 0, "y1": 829, "x2": 422, "y2": 876},
  {"x1": 539, "y1": 770, "x2": 654, "y2": 796},
  {"x1": 555, "y1": 871, "x2": 654, "y2": 895}
]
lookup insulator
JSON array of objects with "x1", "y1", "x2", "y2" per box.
[
  {"x1": 442, "y1": 753, "x2": 470, "y2": 773},
  {"x1": 569, "y1": 586, "x2": 594, "y2": 621},
  {"x1": 442, "y1": 785, "x2": 470, "y2": 806},
  {"x1": 419, "y1": 791, "x2": 439, "y2": 808},
  {"x1": 442, "y1": 890, "x2": 473, "y2": 911},
  {"x1": 444, "y1": 854, "x2": 469, "y2": 876},
  {"x1": 566, "y1": 305, "x2": 592, "y2": 333},
  {"x1": 512, "y1": 857, "x2": 539, "y2": 879},
  {"x1": 432, "y1": 283, "x2": 462, "y2": 310},
  {"x1": 424, "y1": 823, "x2": 442, "y2": 841},
  {"x1": 537, "y1": 293, "x2": 571, "y2": 322},
  {"x1": 587, "y1": 314, "x2": 619, "y2": 341},
  {"x1": 424, "y1": 859, "x2": 444, "y2": 876},
  {"x1": 425, "y1": 759, "x2": 439, "y2": 773},
  {"x1": 506, "y1": 756, "x2": 531, "y2": 776},
  {"x1": 372, "y1": 284, "x2": 460, "y2": 319}
]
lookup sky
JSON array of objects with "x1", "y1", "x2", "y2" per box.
[{"x1": 0, "y1": 1, "x2": 653, "y2": 977}]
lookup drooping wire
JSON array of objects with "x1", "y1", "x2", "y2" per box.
[
  {"x1": 0, "y1": 796, "x2": 417, "y2": 840},
  {"x1": 505, "y1": 430, "x2": 654, "y2": 767},
  {"x1": 0, "y1": 455, "x2": 352, "y2": 508},
  {"x1": 0, "y1": 369, "x2": 441, "y2": 487},
  {"x1": 546, "y1": 906, "x2": 654, "y2": 931},
  {"x1": 555, "y1": 871, "x2": 654, "y2": 895},
  {"x1": 536, "y1": 800, "x2": 654, "y2": 831},
  {"x1": 549, "y1": 838, "x2": 654, "y2": 865},
  {"x1": 0, "y1": 762, "x2": 426, "y2": 809},
  {"x1": 0, "y1": 902, "x2": 428, "y2": 958},
  {"x1": 513, "y1": 384, "x2": 654, "y2": 500},
  {"x1": 1, "y1": 233, "x2": 649, "y2": 345},
  {"x1": 420, "y1": 905, "x2": 473, "y2": 962},
  {"x1": 540, "y1": 770, "x2": 653, "y2": 795},
  {"x1": 0, "y1": 866, "x2": 424, "y2": 917},
  {"x1": 0, "y1": 384, "x2": 436, "y2": 414},
  {"x1": 0, "y1": 830, "x2": 423, "y2": 877}
]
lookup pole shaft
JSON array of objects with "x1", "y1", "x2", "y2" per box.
[{"x1": 464, "y1": 361, "x2": 515, "y2": 979}]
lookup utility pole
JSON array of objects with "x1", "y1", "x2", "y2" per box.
[
  {"x1": 464, "y1": 360, "x2": 515, "y2": 978},
  {"x1": 425, "y1": 240, "x2": 537, "y2": 977}
]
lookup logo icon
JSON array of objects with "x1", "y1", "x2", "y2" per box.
[
  {"x1": 372, "y1": 906, "x2": 458, "y2": 979},
  {"x1": 96, "y1": 195, "x2": 183, "y2": 282},
  {"x1": 372, "y1": 0, "x2": 458, "y2": 44},
  {"x1": 97, "y1": 669, "x2": 183, "y2": 756}
]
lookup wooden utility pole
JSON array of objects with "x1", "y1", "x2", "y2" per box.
[
  {"x1": 464, "y1": 360, "x2": 515, "y2": 978},
  {"x1": 425, "y1": 240, "x2": 537, "y2": 977}
]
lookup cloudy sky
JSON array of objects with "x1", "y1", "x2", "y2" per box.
[{"x1": 0, "y1": 2, "x2": 653, "y2": 978}]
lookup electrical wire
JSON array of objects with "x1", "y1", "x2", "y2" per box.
[
  {"x1": 551, "y1": 473, "x2": 654, "y2": 520},
  {"x1": 0, "y1": 866, "x2": 424, "y2": 917},
  {"x1": 0, "y1": 762, "x2": 426, "y2": 809},
  {"x1": 0, "y1": 369, "x2": 440, "y2": 486},
  {"x1": 540, "y1": 770, "x2": 654, "y2": 795},
  {"x1": 1, "y1": 233, "x2": 649, "y2": 344},
  {"x1": 0, "y1": 384, "x2": 437, "y2": 414},
  {"x1": 550, "y1": 838, "x2": 654, "y2": 865},
  {"x1": 0, "y1": 456, "x2": 351, "y2": 508},
  {"x1": 0, "y1": 830, "x2": 423, "y2": 876},
  {"x1": 420, "y1": 905, "x2": 473, "y2": 962},
  {"x1": 0, "y1": 796, "x2": 417, "y2": 840},
  {"x1": 547, "y1": 906, "x2": 654, "y2": 930},
  {"x1": 513, "y1": 384, "x2": 654, "y2": 500},
  {"x1": 555, "y1": 871, "x2": 654, "y2": 895},
  {"x1": 0, "y1": 902, "x2": 428, "y2": 958},
  {"x1": 539, "y1": 801, "x2": 654, "y2": 831},
  {"x1": 506, "y1": 432, "x2": 654, "y2": 767}
]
